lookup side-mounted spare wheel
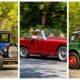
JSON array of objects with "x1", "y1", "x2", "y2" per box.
[
  {"x1": 20, "y1": 47, "x2": 29, "y2": 58},
  {"x1": 69, "y1": 52, "x2": 80, "y2": 69},
  {"x1": 57, "y1": 46, "x2": 67, "y2": 62},
  {"x1": 0, "y1": 55, "x2": 3, "y2": 70}
]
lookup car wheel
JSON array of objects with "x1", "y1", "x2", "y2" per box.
[
  {"x1": 20, "y1": 47, "x2": 29, "y2": 58},
  {"x1": 69, "y1": 52, "x2": 80, "y2": 69},
  {"x1": 57, "y1": 46, "x2": 67, "y2": 61},
  {"x1": 0, "y1": 55, "x2": 3, "y2": 70}
]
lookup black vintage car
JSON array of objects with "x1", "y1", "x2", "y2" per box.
[{"x1": 0, "y1": 31, "x2": 18, "y2": 69}]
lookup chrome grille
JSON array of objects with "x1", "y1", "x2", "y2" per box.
[{"x1": 8, "y1": 46, "x2": 18, "y2": 58}]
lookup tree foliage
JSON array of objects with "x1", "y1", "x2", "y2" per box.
[
  {"x1": 20, "y1": 2, "x2": 67, "y2": 36},
  {"x1": 0, "y1": 2, "x2": 18, "y2": 43},
  {"x1": 69, "y1": 2, "x2": 80, "y2": 33}
]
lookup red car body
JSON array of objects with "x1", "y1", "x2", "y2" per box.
[{"x1": 20, "y1": 31, "x2": 67, "y2": 57}]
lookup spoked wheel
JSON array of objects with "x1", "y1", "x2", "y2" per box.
[
  {"x1": 20, "y1": 47, "x2": 29, "y2": 58},
  {"x1": 0, "y1": 55, "x2": 3, "y2": 70},
  {"x1": 69, "y1": 52, "x2": 80, "y2": 69},
  {"x1": 58, "y1": 46, "x2": 67, "y2": 61}
]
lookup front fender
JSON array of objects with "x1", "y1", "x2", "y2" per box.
[
  {"x1": 0, "y1": 49, "x2": 8, "y2": 58},
  {"x1": 0, "y1": 50, "x2": 3, "y2": 56},
  {"x1": 69, "y1": 48, "x2": 80, "y2": 57}
]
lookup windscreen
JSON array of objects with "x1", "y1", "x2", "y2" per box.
[
  {"x1": 0, "y1": 34, "x2": 10, "y2": 43},
  {"x1": 43, "y1": 29, "x2": 65, "y2": 38}
]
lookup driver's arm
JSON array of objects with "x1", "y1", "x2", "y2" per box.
[
  {"x1": 29, "y1": 27, "x2": 33, "y2": 38},
  {"x1": 29, "y1": 27, "x2": 36, "y2": 39}
]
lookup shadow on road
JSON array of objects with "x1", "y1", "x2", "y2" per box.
[
  {"x1": 20, "y1": 67, "x2": 60, "y2": 78},
  {"x1": 69, "y1": 67, "x2": 80, "y2": 70},
  {"x1": 1, "y1": 65, "x2": 18, "y2": 71},
  {"x1": 2, "y1": 67, "x2": 17, "y2": 71},
  {"x1": 23, "y1": 55, "x2": 61, "y2": 61},
  {"x1": 20, "y1": 56, "x2": 67, "y2": 78}
]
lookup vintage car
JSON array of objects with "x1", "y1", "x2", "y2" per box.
[
  {"x1": 0, "y1": 31, "x2": 18, "y2": 70},
  {"x1": 20, "y1": 29, "x2": 67, "y2": 61},
  {"x1": 69, "y1": 31, "x2": 80, "y2": 69}
]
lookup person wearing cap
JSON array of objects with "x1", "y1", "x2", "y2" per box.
[{"x1": 29, "y1": 27, "x2": 40, "y2": 39}]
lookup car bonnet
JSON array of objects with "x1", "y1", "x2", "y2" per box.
[{"x1": 0, "y1": 43, "x2": 9, "y2": 49}]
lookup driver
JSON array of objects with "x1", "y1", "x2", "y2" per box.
[
  {"x1": 29, "y1": 27, "x2": 40, "y2": 39},
  {"x1": 60, "y1": 33, "x2": 65, "y2": 38}
]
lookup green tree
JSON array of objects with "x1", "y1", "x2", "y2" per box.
[
  {"x1": 20, "y1": 2, "x2": 67, "y2": 36},
  {"x1": 69, "y1": 2, "x2": 80, "y2": 34},
  {"x1": 0, "y1": 2, "x2": 18, "y2": 43}
]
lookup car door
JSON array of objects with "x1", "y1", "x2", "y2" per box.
[
  {"x1": 41, "y1": 39, "x2": 58, "y2": 56},
  {"x1": 29, "y1": 33, "x2": 44, "y2": 54}
]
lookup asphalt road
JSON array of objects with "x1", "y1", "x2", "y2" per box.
[
  {"x1": 0, "y1": 64, "x2": 18, "y2": 78},
  {"x1": 69, "y1": 69, "x2": 80, "y2": 78},
  {"x1": 20, "y1": 56, "x2": 67, "y2": 78}
]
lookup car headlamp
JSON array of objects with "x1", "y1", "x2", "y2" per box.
[{"x1": 3, "y1": 47, "x2": 7, "y2": 52}]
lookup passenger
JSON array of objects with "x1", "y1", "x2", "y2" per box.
[
  {"x1": 60, "y1": 33, "x2": 65, "y2": 38},
  {"x1": 48, "y1": 33, "x2": 54, "y2": 37}
]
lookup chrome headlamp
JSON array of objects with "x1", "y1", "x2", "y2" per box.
[{"x1": 2, "y1": 47, "x2": 7, "y2": 52}]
